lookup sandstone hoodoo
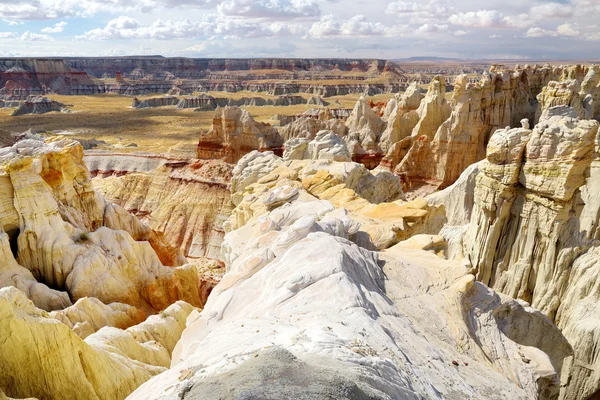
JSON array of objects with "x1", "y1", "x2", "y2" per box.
[{"x1": 196, "y1": 106, "x2": 283, "y2": 163}]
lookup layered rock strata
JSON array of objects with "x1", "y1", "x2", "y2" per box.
[
  {"x1": 88, "y1": 154, "x2": 233, "y2": 262},
  {"x1": 0, "y1": 287, "x2": 195, "y2": 400}
]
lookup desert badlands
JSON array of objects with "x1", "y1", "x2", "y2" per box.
[{"x1": 2, "y1": 54, "x2": 600, "y2": 400}]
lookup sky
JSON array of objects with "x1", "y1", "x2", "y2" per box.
[{"x1": 0, "y1": 0, "x2": 599, "y2": 59}]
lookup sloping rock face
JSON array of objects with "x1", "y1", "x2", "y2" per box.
[
  {"x1": 11, "y1": 96, "x2": 68, "y2": 116},
  {"x1": 129, "y1": 151, "x2": 571, "y2": 400},
  {"x1": 0, "y1": 286, "x2": 195, "y2": 400},
  {"x1": 448, "y1": 107, "x2": 600, "y2": 400},
  {"x1": 131, "y1": 96, "x2": 179, "y2": 108},
  {"x1": 0, "y1": 137, "x2": 209, "y2": 315},
  {"x1": 87, "y1": 154, "x2": 233, "y2": 262},
  {"x1": 196, "y1": 106, "x2": 283, "y2": 163}
]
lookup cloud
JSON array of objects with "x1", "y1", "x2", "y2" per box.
[
  {"x1": 77, "y1": 15, "x2": 299, "y2": 40},
  {"x1": 307, "y1": 15, "x2": 387, "y2": 37},
  {"x1": 217, "y1": 0, "x2": 321, "y2": 19},
  {"x1": 41, "y1": 21, "x2": 67, "y2": 33},
  {"x1": 386, "y1": 0, "x2": 454, "y2": 24},
  {"x1": 0, "y1": 32, "x2": 16, "y2": 38},
  {"x1": 530, "y1": 3, "x2": 573, "y2": 19},
  {"x1": 448, "y1": 10, "x2": 531, "y2": 29},
  {"x1": 415, "y1": 23, "x2": 449, "y2": 35},
  {"x1": 20, "y1": 31, "x2": 55, "y2": 41},
  {"x1": 525, "y1": 24, "x2": 581, "y2": 38}
]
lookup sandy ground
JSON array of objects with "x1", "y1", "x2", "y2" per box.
[{"x1": 0, "y1": 92, "x2": 396, "y2": 155}]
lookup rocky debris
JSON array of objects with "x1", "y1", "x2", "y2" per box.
[
  {"x1": 131, "y1": 96, "x2": 179, "y2": 108},
  {"x1": 0, "y1": 137, "x2": 212, "y2": 316},
  {"x1": 88, "y1": 154, "x2": 233, "y2": 261},
  {"x1": 433, "y1": 107, "x2": 600, "y2": 399},
  {"x1": 196, "y1": 106, "x2": 283, "y2": 163},
  {"x1": 129, "y1": 151, "x2": 569, "y2": 400},
  {"x1": 11, "y1": 96, "x2": 69, "y2": 116},
  {"x1": 0, "y1": 286, "x2": 195, "y2": 400}
]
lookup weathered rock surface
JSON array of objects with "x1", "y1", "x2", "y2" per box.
[
  {"x1": 283, "y1": 130, "x2": 351, "y2": 162},
  {"x1": 0, "y1": 287, "x2": 195, "y2": 400},
  {"x1": 88, "y1": 154, "x2": 233, "y2": 261},
  {"x1": 196, "y1": 106, "x2": 283, "y2": 163},
  {"x1": 131, "y1": 96, "x2": 179, "y2": 109},
  {"x1": 129, "y1": 151, "x2": 570, "y2": 400},
  {"x1": 436, "y1": 107, "x2": 600, "y2": 400},
  {"x1": 0, "y1": 137, "x2": 207, "y2": 315}
]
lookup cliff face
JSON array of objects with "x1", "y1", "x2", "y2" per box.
[
  {"x1": 430, "y1": 105, "x2": 600, "y2": 400},
  {"x1": 62, "y1": 57, "x2": 390, "y2": 78},
  {"x1": 86, "y1": 152, "x2": 233, "y2": 261}
]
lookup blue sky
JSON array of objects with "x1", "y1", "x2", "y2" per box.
[{"x1": 0, "y1": 0, "x2": 598, "y2": 59}]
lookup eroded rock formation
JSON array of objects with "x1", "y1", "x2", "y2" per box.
[
  {"x1": 129, "y1": 148, "x2": 571, "y2": 400},
  {"x1": 431, "y1": 106, "x2": 600, "y2": 400},
  {"x1": 0, "y1": 137, "x2": 209, "y2": 315},
  {"x1": 87, "y1": 153, "x2": 233, "y2": 262},
  {"x1": 11, "y1": 96, "x2": 68, "y2": 116},
  {"x1": 0, "y1": 286, "x2": 195, "y2": 400},
  {"x1": 196, "y1": 106, "x2": 283, "y2": 163}
]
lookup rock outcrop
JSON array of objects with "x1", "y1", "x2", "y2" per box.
[
  {"x1": 87, "y1": 153, "x2": 233, "y2": 262},
  {"x1": 0, "y1": 137, "x2": 209, "y2": 316},
  {"x1": 394, "y1": 69, "x2": 542, "y2": 194},
  {"x1": 0, "y1": 286, "x2": 195, "y2": 400},
  {"x1": 196, "y1": 106, "x2": 283, "y2": 163},
  {"x1": 283, "y1": 130, "x2": 351, "y2": 162},
  {"x1": 131, "y1": 96, "x2": 179, "y2": 108},
  {"x1": 433, "y1": 106, "x2": 600, "y2": 400},
  {"x1": 11, "y1": 96, "x2": 68, "y2": 116}
]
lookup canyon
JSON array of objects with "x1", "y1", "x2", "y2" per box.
[{"x1": 1, "y1": 58, "x2": 600, "y2": 400}]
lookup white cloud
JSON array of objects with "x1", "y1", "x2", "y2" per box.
[
  {"x1": 530, "y1": 3, "x2": 573, "y2": 19},
  {"x1": 415, "y1": 23, "x2": 449, "y2": 35},
  {"x1": 0, "y1": 32, "x2": 16, "y2": 38},
  {"x1": 41, "y1": 21, "x2": 67, "y2": 33},
  {"x1": 525, "y1": 24, "x2": 581, "y2": 38},
  {"x1": 448, "y1": 10, "x2": 531, "y2": 29},
  {"x1": 556, "y1": 23, "x2": 580, "y2": 37},
  {"x1": 77, "y1": 15, "x2": 299, "y2": 40},
  {"x1": 20, "y1": 31, "x2": 55, "y2": 41},
  {"x1": 307, "y1": 15, "x2": 387, "y2": 37},
  {"x1": 386, "y1": 0, "x2": 454, "y2": 24},
  {"x1": 217, "y1": 0, "x2": 321, "y2": 19}
]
